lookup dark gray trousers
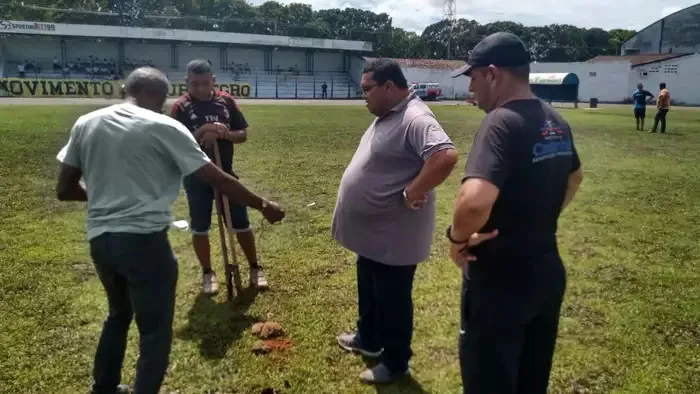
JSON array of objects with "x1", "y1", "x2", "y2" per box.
[
  {"x1": 356, "y1": 256, "x2": 417, "y2": 373},
  {"x1": 459, "y1": 253, "x2": 566, "y2": 394},
  {"x1": 89, "y1": 227, "x2": 178, "y2": 394}
]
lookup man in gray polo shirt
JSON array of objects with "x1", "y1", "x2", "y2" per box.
[{"x1": 332, "y1": 59, "x2": 498, "y2": 384}]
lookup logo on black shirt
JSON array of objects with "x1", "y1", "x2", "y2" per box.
[
  {"x1": 540, "y1": 120, "x2": 565, "y2": 137},
  {"x1": 532, "y1": 119, "x2": 572, "y2": 163}
]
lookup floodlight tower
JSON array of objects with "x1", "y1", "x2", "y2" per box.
[{"x1": 444, "y1": 0, "x2": 457, "y2": 59}]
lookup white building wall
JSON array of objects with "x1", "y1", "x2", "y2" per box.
[
  {"x1": 178, "y1": 44, "x2": 220, "y2": 70},
  {"x1": 271, "y1": 49, "x2": 305, "y2": 70},
  {"x1": 631, "y1": 54, "x2": 700, "y2": 105},
  {"x1": 400, "y1": 61, "x2": 632, "y2": 102},
  {"x1": 402, "y1": 67, "x2": 471, "y2": 99},
  {"x1": 124, "y1": 42, "x2": 170, "y2": 69},
  {"x1": 364, "y1": 57, "x2": 700, "y2": 104},
  {"x1": 0, "y1": 40, "x2": 5, "y2": 77},
  {"x1": 6, "y1": 36, "x2": 62, "y2": 65},
  {"x1": 66, "y1": 39, "x2": 119, "y2": 64},
  {"x1": 226, "y1": 47, "x2": 265, "y2": 71},
  {"x1": 530, "y1": 61, "x2": 632, "y2": 102},
  {"x1": 315, "y1": 51, "x2": 344, "y2": 71},
  {"x1": 349, "y1": 55, "x2": 365, "y2": 86}
]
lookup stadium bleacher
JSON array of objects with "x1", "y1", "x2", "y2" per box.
[
  {"x1": 0, "y1": 30, "x2": 366, "y2": 99},
  {"x1": 2, "y1": 57, "x2": 358, "y2": 99}
]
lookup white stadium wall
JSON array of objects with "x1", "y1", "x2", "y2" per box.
[
  {"x1": 349, "y1": 55, "x2": 366, "y2": 87},
  {"x1": 68, "y1": 39, "x2": 119, "y2": 64},
  {"x1": 397, "y1": 60, "x2": 633, "y2": 102},
  {"x1": 124, "y1": 42, "x2": 170, "y2": 69},
  {"x1": 273, "y1": 49, "x2": 306, "y2": 71},
  {"x1": 178, "y1": 44, "x2": 220, "y2": 70},
  {"x1": 226, "y1": 47, "x2": 265, "y2": 71},
  {"x1": 5, "y1": 36, "x2": 62, "y2": 68},
  {"x1": 631, "y1": 54, "x2": 700, "y2": 105},
  {"x1": 530, "y1": 61, "x2": 632, "y2": 103},
  {"x1": 315, "y1": 51, "x2": 344, "y2": 72},
  {"x1": 0, "y1": 40, "x2": 5, "y2": 77}
]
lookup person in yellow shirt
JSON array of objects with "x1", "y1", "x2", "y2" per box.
[{"x1": 651, "y1": 82, "x2": 670, "y2": 133}]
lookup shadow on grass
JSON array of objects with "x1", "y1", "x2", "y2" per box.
[
  {"x1": 176, "y1": 287, "x2": 260, "y2": 359},
  {"x1": 361, "y1": 357, "x2": 433, "y2": 394},
  {"x1": 373, "y1": 376, "x2": 432, "y2": 394}
]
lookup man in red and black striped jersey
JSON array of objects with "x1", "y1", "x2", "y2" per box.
[{"x1": 171, "y1": 59, "x2": 268, "y2": 294}]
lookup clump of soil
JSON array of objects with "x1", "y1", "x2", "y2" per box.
[
  {"x1": 251, "y1": 321, "x2": 284, "y2": 339},
  {"x1": 252, "y1": 339, "x2": 294, "y2": 354},
  {"x1": 251, "y1": 321, "x2": 292, "y2": 354}
]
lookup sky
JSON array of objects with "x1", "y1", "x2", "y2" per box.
[{"x1": 248, "y1": 0, "x2": 700, "y2": 33}]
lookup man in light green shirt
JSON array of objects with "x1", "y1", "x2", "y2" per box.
[{"x1": 55, "y1": 67, "x2": 284, "y2": 394}]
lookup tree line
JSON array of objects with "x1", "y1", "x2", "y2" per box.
[{"x1": 1, "y1": 0, "x2": 637, "y2": 62}]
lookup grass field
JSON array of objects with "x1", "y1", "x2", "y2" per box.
[{"x1": 1, "y1": 102, "x2": 699, "y2": 394}]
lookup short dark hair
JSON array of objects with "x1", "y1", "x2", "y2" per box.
[
  {"x1": 660, "y1": 82, "x2": 666, "y2": 89},
  {"x1": 363, "y1": 58, "x2": 408, "y2": 89},
  {"x1": 187, "y1": 59, "x2": 213, "y2": 75},
  {"x1": 502, "y1": 64, "x2": 530, "y2": 81},
  {"x1": 124, "y1": 67, "x2": 169, "y2": 98}
]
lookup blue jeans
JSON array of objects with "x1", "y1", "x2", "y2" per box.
[
  {"x1": 89, "y1": 227, "x2": 178, "y2": 394},
  {"x1": 356, "y1": 256, "x2": 417, "y2": 373}
]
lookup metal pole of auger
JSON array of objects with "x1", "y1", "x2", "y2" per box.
[
  {"x1": 213, "y1": 189, "x2": 234, "y2": 301},
  {"x1": 212, "y1": 141, "x2": 243, "y2": 300}
]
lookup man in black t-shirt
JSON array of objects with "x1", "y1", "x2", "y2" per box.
[
  {"x1": 171, "y1": 59, "x2": 269, "y2": 294},
  {"x1": 448, "y1": 32, "x2": 584, "y2": 394}
]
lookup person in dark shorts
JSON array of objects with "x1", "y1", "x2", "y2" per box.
[
  {"x1": 171, "y1": 59, "x2": 268, "y2": 294},
  {"x1": 632, "y1": 83, "x2": 653, "y2": 130},
  {"x1": 449, "y1": 32, "x2": 584, "y2": 394},
  {"x1": 55, "y1": 67, "x2": 284, "y2": 394}
]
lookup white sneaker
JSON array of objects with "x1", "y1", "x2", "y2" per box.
[
  {"x1": 202, "y1": 271, "x2": 219, "y2": 295},
  {"x1": 250, "y1": 267, "x2": 269, "y2": 290}
]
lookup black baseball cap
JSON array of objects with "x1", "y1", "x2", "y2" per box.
[{"x1": 451, "y1": 32, "x2": 531, "y2": 78}]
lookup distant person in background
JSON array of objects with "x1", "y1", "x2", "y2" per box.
[
  {"x1": 650, "y1": 82, "x2": 671, "y2": 134},
  {"x1": 631, "y1": 83, "x2": 653, "y2": 131},
  {"x1": 321, "y1": 82, "x2": 328, "y2": 99}
]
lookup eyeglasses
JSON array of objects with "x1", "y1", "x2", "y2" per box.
[{"x1": 361, "y1": 83, "x2": 383, "y2": 95}]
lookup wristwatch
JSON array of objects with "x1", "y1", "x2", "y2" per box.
[{"x1": 260, "y1": 199, "x2": 269, "y2": 211}]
